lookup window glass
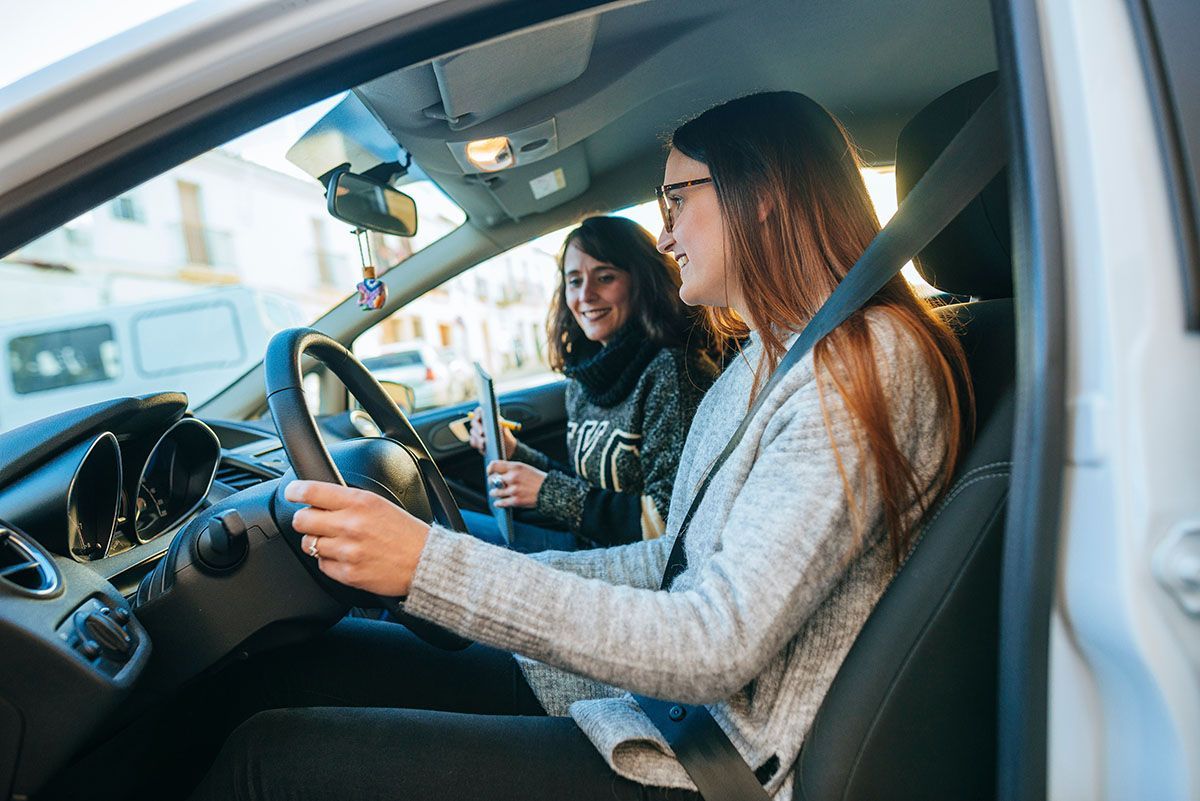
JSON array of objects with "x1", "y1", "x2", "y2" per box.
[
  {"x1": 355, "y1": 227, "x2": 571, "y2": 412},
  {"x1": 860, "y1": 166, "x2": 938, "y2": 296},
  {"x1": 110, "y1": 195, "x2": 146, "y2": 223},
  {"x1": 0, "y1": 92, "x2": 465, "y2": 432},
  {"x1": 8, "y1": 323, "x2": 121, "y2": 395},
  {"x1": 352, "y1": 167, "x2": 924, "y2": 415}
]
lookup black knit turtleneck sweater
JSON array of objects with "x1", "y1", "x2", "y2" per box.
[
  {"x1": 559, "y1": 324, "x2": 663, "y2": 408},
  {"x1": 511, "y1": 333, "x2": 717, "y2": 546}
]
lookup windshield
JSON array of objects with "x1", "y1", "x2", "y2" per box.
[{"x1": 0, "y1": 93, "x2": 465, "y2": 434}]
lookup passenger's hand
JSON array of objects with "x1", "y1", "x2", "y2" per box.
[
  {"x1": 286, "y1": 480, "x2": 430, "y2": 597},
  {"x1": 486, "y1": 460, "x2": 546, "y2": 509},
  {"x1": 467, "y1": 409, "x2": 488, "y2": 454},
  {"x1": 468, "y1": 407, "x2": 518, "y2": 458}
]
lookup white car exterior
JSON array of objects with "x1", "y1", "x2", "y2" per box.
[
  {"x1": 0, "y1": 0, "x2": 1196, "y2": 798},
  {"x1": 361, "y1": 341, "x2": 470, "y2": 410},
  {"x1": 1038, "y1": 1, "x2": 1200, "y2": 798}
]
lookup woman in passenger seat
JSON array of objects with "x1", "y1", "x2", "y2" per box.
[
  {"x1": 191, "y1": 91, "x2": 973, "y2": 801},
  {"x1": 463, "y1": 215, "x2": 718, "y2": 553}
]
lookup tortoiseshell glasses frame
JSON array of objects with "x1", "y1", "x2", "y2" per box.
[{"x1": 654, "y1": 177, "x2": 714, "y2": 233}]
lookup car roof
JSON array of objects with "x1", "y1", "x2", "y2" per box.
[
  {"x1": 289, "y1": 0, "x2": 996, "y2": 238},
  {"x1": 0, "y1": 0, "x2": 997, "y2": 268},
  {"x1": 0, "y1": 0, "x2": 999, "y2": 420}
]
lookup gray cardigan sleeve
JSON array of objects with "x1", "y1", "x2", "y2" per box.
[
  {"x1": 529, "y1": 536, "x2": 671, "y2": 588},
  {"x1": 405, "y1": 364, "x2": 917, "y2": 703}
]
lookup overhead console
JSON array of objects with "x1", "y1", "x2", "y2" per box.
[{"x1": 286, "y1": 14, "x2": 608, "y2": 227}]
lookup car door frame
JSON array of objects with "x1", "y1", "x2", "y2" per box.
[
  {"x1": 0, "y1": 0, "x2": 1095, "y2": 799},
  {"x1": 988, "y1": 2, "x2": 1068, "y2": 800}
]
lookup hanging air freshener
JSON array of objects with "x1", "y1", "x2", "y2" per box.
[
  {"x1": 353, "y1": 228, "x2": 387, "y2": 311},
  {"x1": 357, "y1": 264, "x2": 387, "y2": 310}
]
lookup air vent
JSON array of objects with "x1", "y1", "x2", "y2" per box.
[
  {"x1": 213, "y1": 459, "x2": 277, "y2": 492},
  {"x1": 0, "y1": 526, "x2": 61, "y2": 598}
]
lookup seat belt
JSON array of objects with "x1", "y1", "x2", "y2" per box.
[{"x1": 632, "y1": 86, "x2": 1008, "y2": 801}]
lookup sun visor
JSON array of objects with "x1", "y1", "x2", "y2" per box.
[
  {"x1": 427, "y1": 16, "x2": 598, "y2": 130},
  {"x1": 468, "y1": 144, "x2": 590, "y2": 225},
  {"x1": 285, "y1": 93, "x2": 405, "y2": 182},
  {"x1": 357, "y1": 14, "x2": 598, "y2": 135}
]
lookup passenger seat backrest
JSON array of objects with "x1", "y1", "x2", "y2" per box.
[
  {"x1": 896, "y1": 73, "x2": 1013, "y2": 301},
  {"x1": 794, "y1": 72, "x2": 1014, "y2": 801}
]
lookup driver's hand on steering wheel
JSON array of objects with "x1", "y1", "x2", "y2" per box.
[{"x1": 286, "y1": 480, "x2": 431, "y2": 597}]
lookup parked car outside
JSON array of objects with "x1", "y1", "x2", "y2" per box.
[{"x1": 360, "y1": 341, "x2": 471, "y2": 411}]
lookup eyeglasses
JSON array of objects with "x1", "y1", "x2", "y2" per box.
[{"x1": 654, "y1": 177, "x2": 713, "y2": 233}]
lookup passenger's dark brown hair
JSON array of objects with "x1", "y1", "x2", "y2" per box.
[{"x1": 546, "y1": 215, "x2": 701, "y2": 370}]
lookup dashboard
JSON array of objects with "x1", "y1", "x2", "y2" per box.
[
  {"x1": 0, "y1": 376, "x2": 510, "y2": 799},
  {"x1": 0, "y1": 403, "x2": 288, "y2": 571},
  {"x1": 0, "y1": 393, "x2": 367, "y2": 798}
]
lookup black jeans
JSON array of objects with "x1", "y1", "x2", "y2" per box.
[{"x1": 189, "y1": 618, "x2": 699, "y2": 801}]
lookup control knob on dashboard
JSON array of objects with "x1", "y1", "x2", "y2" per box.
[
  {"x1": 196, "y1": 509, "x2": 249, "y2": 571},
  {"x1": 75, "y1": 607, "x2": 133, "y2": 659}
]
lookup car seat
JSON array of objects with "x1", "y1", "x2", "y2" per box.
[{"x1": 793, "y1": 72, "x2": 1014, "y2": 801}]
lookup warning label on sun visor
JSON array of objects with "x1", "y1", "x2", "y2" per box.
[{"x1": 529, "y1": 168, "x2": 567, "y2": 200}]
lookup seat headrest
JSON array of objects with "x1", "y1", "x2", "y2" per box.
[{"x1": 896, "y1": 72, "x2": 1012, "y2": 299}]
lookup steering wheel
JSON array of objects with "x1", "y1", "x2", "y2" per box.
[{"x1": 264, "y1": 328, "x2": 471, "y2": 649}]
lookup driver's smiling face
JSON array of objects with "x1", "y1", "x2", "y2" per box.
[
  {"x1": 655, "y1": 148, "x2": 732, "y2": 309},
  {"x1": 563, "y1": 244, "x2": 633, "y2": 345}
]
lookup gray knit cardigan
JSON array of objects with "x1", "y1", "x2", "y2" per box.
[{"x1": 405, "y1": 311, "x2": 948, "y2": 797}]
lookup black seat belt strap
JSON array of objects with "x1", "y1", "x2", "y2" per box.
[
  {"x1": 633, "y1": 87, "x2": 1008, "y2": 801},
  {"x1": 637, "y1": 695, "x2": 773, "y2": 800}
]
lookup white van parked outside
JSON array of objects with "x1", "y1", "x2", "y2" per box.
[{"x1": 0, "y1": 287, "x2": 303, "y2": 432}]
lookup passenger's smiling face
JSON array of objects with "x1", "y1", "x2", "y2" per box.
[
  {"x1": 563, "y1": 244, "x2": 633, "y2": 345},
  {"x1": 656, "y1": 148, "x2": 737, "y2": 310}
]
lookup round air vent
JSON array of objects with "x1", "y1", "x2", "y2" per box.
[{"x1": 0, "y1": 525, "x2": 62, "y2": 598}]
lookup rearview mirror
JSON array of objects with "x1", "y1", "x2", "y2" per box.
[{"x1": 327, "y1": 168, "x2": 418, "y2": 237}]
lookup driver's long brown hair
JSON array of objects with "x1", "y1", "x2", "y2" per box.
[{"x1": 671, "y1": 92, "x2": 973, "y2": 565}]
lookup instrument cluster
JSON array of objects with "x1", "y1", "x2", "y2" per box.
[{"x1": 0, "y1": 418, "x2": 221, "y2": 562}]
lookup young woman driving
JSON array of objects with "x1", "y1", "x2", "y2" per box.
[
  {"x1": 462, "y1": 215, "x2": 717, "y2": 553},
  {"x1": 191, "y1": 91, "x2": 972, "y2": 801}
]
